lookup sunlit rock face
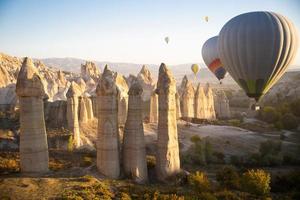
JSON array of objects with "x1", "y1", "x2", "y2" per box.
[
  {"x1": 123, "y1": 82, "x2": 148, "y2": 183},
  {"x1": 214, "y1": 90, "x2": 231, "y2": 119},
  {"x1": 149, "y1": 92, "x2": 158, "y2": 123},
  {"x1": 15, "y1": 57, "x2": 49, "y2": 173},
  {"x1": 66, "y1": 82, "x2": 82, "y2": 148},
  {"x1": 81, "y1": 61, "x2": 101, "y2": 82},
  {"x1": 137, "y1": 65, "x2": 156, "y2": 102},
  {"x1": 194, "y1": 83, "x2": 207, "y2": 119},
  {"x1": 155, "y1": 63, "x2": 180, "y2": 181},
  {"x1": 96, "y1": 65, "x2": 120, "y2": 179},
  {"x1": 175, "y1": 93, "x2": 181, "y2": 119},
  {"x1": 115, "y1": 72, "x2": 129, "y2": 126},
  {"x1": 181, "y1": 79, "x2": 195, "y2": 118},
  {"x1": 204, "y1": 83, "x2": 216, "y2": 119}
]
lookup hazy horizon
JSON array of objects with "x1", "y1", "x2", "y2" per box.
[{"x1": 0, "y1": 0, "x2": 300, "y2": 67}]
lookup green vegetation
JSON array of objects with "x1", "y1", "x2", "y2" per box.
[
  {"x1": 216, "y1": 166, "x2": 240, "y2": 189},
  {"x1": 187, "y1": 171, "x2": 211, "y2": 193},
  {"x1": 258, "y1": 99, "x2": 300, "y2": 130},
  {"x1": 241, "y1": 169, "x2": 271, "y2": 197}
]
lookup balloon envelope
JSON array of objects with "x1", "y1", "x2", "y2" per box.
[
  {"x1": 191, "y1": 64, "x2": 199, "y2": 75},
  {"x1": 164, "y1": 37, "x2": 169, "y2": 44},
  {"x1": 202, "y1": 36, "x2": 227, "y2": 81},
  {"x1": 218, "y1": 11, "x2": 298, "y2": 101}
]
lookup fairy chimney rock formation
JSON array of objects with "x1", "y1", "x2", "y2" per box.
[
  {"x1": 15, "y1": 57, "x2": 49, "y2": 173},
  {"x1": 96, "y1": 65, "x2": 120, "y2": 179},
  {"x1": 214, "y1": 90, "x2": 231, "y2": 119},
  {"x1": 137, "y1": 65, "x2": 155, "y2": 101},
  {"x1": 175, "y1": 93, "x2": 181, "y2": 119},
  {"x1": 81, "y1": 61, "x2": 101, "y2": 82},
  {"x1": 181, "y1": 80, "x2": 195, "y2": 118},
  {"x1": 194, "y1": 83, "x2": 207, "y2": 119},
  {"x1": 115, "y1": 73, "x2": 129, "y2": 126},
  {"x1": 155, "y1": 63, "x2": 180, "y2": 181},
  {"x1": 149, "y1": 92, "x2": 158, "y2": 123},
  {"x1": 204, "y1": 83, "x2": 216, "y2": 119},
  {"x1": 123, "y1": 82, "x2": 148, "y2": 183},
  {"x1": 66, "y1": 82, "x2": 82, "y2": 148},
  {"x1": 79, "y1": 97, "x2": 88, "y2": 123}
]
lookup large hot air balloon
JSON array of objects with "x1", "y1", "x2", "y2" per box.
[
  {"x1": 164, "y1": 37, "x2": 169, "y2": 44},
  {"x1": 191, "y1": 64, "x2": 199, "y2": 75},
  {"x1": 202, "y1": 36, "x2": 227, "y2": 83},
  {"x1": 218, "y1": 11, "x2": 298, "y2": 101}
]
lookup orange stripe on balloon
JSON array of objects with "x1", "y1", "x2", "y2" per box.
[{"x1": 208, "y1": 58, "x2": 222, "y2": 73}]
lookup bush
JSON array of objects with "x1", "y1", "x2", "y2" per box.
[
  {"x1": 187, "y1": 171, "x2": 211, "y2": 192},
  {"x1": 0, "y1": 158, "x2": 19, "y2": 173},
  {"x1": 67, "y1": 136, "x2": 74, "y2": 151},
  {"x1": 281, "y1": 113, "x2": 298, "y2": 130},
  {"x1": 216, "y1": 166, "x2": 240, "y2": 189},
  {"x1": 190, "y1": 135, "x2": 202, "y2": 143},
  {"x1": 271, "y1": 170, "x2": 300, "y2": 193},
  {"x1": 241, "y1": 169, "x2": 271, "y2": 196},
  {"x1": 260, "y1": 106, "x2": 281, "y2": 123}
]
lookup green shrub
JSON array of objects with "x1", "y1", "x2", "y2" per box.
[
  {"x1": 216, "y1": 166, "x2": 240, "y2": 189},
  {"x1": 281, "y1": 113, "x2": 298, "y2": 130},
  {"x1": 187, "y1": 171, "x2": 211, "y2": 192},
  {"x1": 260, "y1": 106, "x2": 281, "y2": 123},
  {"x1": 274, "y1": 121, "x2": 283, "y2": 130},
  {"x1": 120, "y1": 192, "x2": 132, "y2": 200},
  {"x1": 230, "y1": 155, "x2": 244, "y2": 166},
  {"x1": 190, "y1": 135, "x2": 202, "y2": 143},
  {"x1": 212, "y1": 151, "x2": 225, "y2": 164},
  {"x1": 241, "y1": 169, "x2": 271, "y2": 196},
  {"x1": 271, "y1": 170, "x2": 300, "y2": 193}
]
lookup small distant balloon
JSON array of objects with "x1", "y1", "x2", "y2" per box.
[
  {"x1": 191, "y1": 64, "x2": 199, "y2": 75},
  {"x1": 164, "y1": 37, "x2": 169, "y2": 44},
  {"x1": 204, "y1": 16, "x2": 209, "y2": 22}
]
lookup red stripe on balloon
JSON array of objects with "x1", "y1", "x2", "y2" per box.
[{"x1": 208, "y1": 58, "x2": 222, "y2": 73}]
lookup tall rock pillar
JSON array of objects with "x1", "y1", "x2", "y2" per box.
[
  {"x1": 149, "y1": 92, "x2": 158, "y2": 123},
  {"x1": 66, "y1": 82, "x2": 81, "y2": 148},
  {"x1": 194, "y1": 83, "x2": 207, "y2": 119},
  {"x1": 155, "y1": 63, "x2": 180, "y2": 181},
  {"x1": 123, "y1": 82, "x2": 148, "y2": 183},
  {"x1": 96, "y1": 66, "x2": 120, "y2": 179},
  {"x1": 175, "y1": 93, "x2": 181, "y2": 120},
  {"x1": 16, "y1": 57, "x2": 49, "y2": 173},
  {"x1": 181, "y1": 80, "x2": 195, "y2": 118}
]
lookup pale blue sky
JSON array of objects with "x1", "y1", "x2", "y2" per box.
[{"x1": 0, "y1": 0, "x2": 299, "y2": 66}]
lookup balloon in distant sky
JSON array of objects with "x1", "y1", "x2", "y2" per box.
[
  {"x1": 164, "y1": 37, "x2": 169, "y2": 44},
  {"x1": 191, "y1": 64, "x2": 199, "y2": 75},
  {"x1": 218, "y1": 11, "x2": 299, "y2": 101},
  {"x1": 202, "y1": 36, "x2": 227, "y2": 83},
  {"x1": 204, "y1": 16, "x2": 209, "y2": 22}
]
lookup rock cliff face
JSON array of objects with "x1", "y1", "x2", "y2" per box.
[
  {"x1": 137, "y1": 65, "x2": 156, "y2": 102},
  {"x1": 204, "y1": 84, "x2": 216, "y2": 119},
  {"x1": 214, "y1": 90, "x2": 231, "y2": 119},
  {"x1": 15, "y1": 57, "x2": 49, "y2": 173},
  {"x1": 81, "y1": 61, "x2": 101, "y2": 82},
  {"x1": 115, "y1": 73, "x2": 129, "y2": 126},
  {"x1": 96, "y1": 66, "x2": 120, "y2": 179},
  {"x1": 156, "y1": 63, "x2": 180, "y2": 181},
  {"x1": 194, "y1": 83, "x2": 207, "y2": 119},
  {"x1": 181, "y1": 79, "x2": 195, "y2": 118},
  {"x1": 149, "y1": 92, "x2": 158, "y2": 123},
  {"x1": 66, "y1": 82, "x2": 82, "y2": 148},
  {"x1": 123, "y1": 82, "x2": 148, "y2": 183}
]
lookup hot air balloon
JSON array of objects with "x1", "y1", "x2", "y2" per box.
[
  {"x1": 191, "y1": 64, "x2": 199, "y2": 75},
  {"x1": 202, "y1": 36, "x2": 227, "y2": 83},
  {"x1": 204, "y1": 16, "x2": 209, "y2": 22},
  {"x1": 218, "y1": 11, "x2": 298, "y2": 102},
  {"x1": 164, "y1": 37, "x2": 169, "y2": 44}
]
